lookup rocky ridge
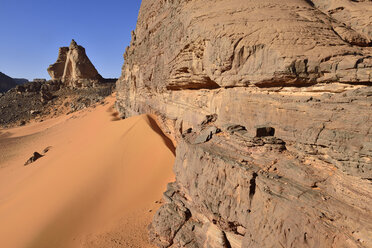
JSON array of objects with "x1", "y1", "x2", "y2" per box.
[
  {"x1": 0, "y1": 79, "x2": 114, "y2": 127},
  {"x1": 116, "y1": 0, "x2": 371, "y2": 247},
  {"x1": 0, "y1": 72, "x2": 17, "y2": 93},
  {"x1": 0, "y1": 40, "x2": 117, "y2": 127}
]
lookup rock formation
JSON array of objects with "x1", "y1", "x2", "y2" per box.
[
  {"x1": 13, "y1": 78, "x2": 29, "y2": 85},
  {"x1": 0, "y1": 78, "x2": 114, "y2": 127},
  {"x1": 47, "y1": 40, "x2": 103, "y2": 87},
  {"x1": 116, "y1": 0, "x2": 372, "y2": 247},
  {"x1": 0, "y1": 72, "x2": 17, "y2": 93}
]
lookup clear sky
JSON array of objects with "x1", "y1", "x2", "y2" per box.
[{"x1": 0, "y1": 0, "x2": 142, "y2": 80}]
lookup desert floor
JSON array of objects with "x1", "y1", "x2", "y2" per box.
[{"x1": 0, "y1": 95, "x2": 175, "y2": 248}]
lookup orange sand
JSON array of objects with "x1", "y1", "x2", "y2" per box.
[{"x1": 0, "y1": 96, "x2": 175, "y2": 248}]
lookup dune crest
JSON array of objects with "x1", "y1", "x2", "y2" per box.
[{"x1": 0, "y1": 96, "x2": 175, "y2": 248}]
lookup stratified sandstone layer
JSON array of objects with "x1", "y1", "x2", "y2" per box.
[
  {"x1": 48, "y1": 40, "x2": 103, "y2": 87},
  {"x1": 116, "y1": 0, "x2": 372, "y2": 247}
]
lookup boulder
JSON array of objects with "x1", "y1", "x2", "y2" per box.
[
  {"x1": 24, "y1": 152, "x2": 43, "y2": 166},
  {"x1": 40, "y1": 90, "x2": 54, "y2": 103},
  {"x1": 148, "y1": 202, "x2": 190, "y2": 248}
]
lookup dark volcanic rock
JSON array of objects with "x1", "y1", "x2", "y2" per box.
[
  {"x1": 40, "y1": 89, "x2": 54, "y2": 103},
  {"x1": 24, "y1": 152, "x2": 43, "y2": 166}
]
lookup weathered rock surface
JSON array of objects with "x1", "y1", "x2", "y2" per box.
[
  {"x1": 117, "y1": 0, "x2": 372, "y2": 247},
  {"x1": 47, "y1": 40, "x2": 103, "y2": 87},
  {"x1": 0, "y1": 72, "x2": 17, "y2": 93},
  {"x1": 311, "y1": 0, "x2": 372, "y2": 46}
]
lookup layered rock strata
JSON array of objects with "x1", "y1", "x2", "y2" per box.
[
  {"x1": 116, "y1": 0, "x2": 372, "y2": 247},
  {"x1": 48, "y1": 40, "x2": 103, "y2": 87}
]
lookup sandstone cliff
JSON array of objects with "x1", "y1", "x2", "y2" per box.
[
  {"x1": 116, "y1": 0, "x2": 372, "y2": 247},
  {"x1": 0, "y1": 72, "x2": 17, "y2": 93},
  {"x1": 48, "y1": 40, "x2": 103, "y2": 87}
]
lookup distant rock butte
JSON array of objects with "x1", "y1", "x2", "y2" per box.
[
  {"x1": 117, "y1": 0, "x2": 372, "y2": 247},
  {"x1": 13, "y1": 78, "x2": 29, "y2": 85},
  {"x1": 48, "y1": 40, "x2": 103, "y2": 87}
]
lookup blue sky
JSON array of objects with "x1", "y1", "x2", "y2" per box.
[{"x1": 0, "y1": 0, "x2": 142, "y2": 80}]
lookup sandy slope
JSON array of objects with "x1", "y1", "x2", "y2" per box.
[{"x1": 0, "y1": 96, "x2": 175, "y2": 248}]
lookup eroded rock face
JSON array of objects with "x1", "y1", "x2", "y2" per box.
[
  {"x1": 47, "y1": 47, "x2": 69, "y2": 81},
  {"x1": 117, "y1": 0, "x2": 372, "y2": 247},
  {"x1": 311, "y1": 0, "x2": 372, "y2": 46},
  {"x1": 47, "y1": 40, "x2": 103, "y2": 87}
]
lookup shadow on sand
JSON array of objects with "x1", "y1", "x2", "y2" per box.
[{"x1": 146, "y1": 115, "x2": 176, "y2": 156}]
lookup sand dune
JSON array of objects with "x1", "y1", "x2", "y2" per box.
[{"x1": 0, "y1": 96, "x2": 175, "y2": 248}]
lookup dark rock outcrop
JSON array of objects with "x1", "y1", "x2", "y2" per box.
[
  {"x1": 24, "y1": 152, "x2": 43, "y2": 166},
  {"x1": 0, "y1": 72, "x2": 17, "y2": 93},
  {"x1": 116, "y1": 0, "x2": 372, "y2": 247},
  {"x1": 13, "y1": 78, "x2": 29, "y2": 85},
  {"x1": 0, "y1": 79, "x2": 114, "y2": 127}
]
